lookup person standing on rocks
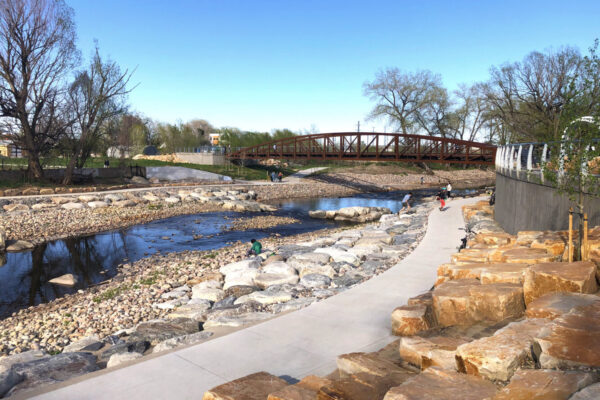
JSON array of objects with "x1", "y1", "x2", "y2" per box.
[
  {"x1": 446, "y1": 182, "x2": 452, "y2": 199},
  {"x1": 247, "y1": 238, "x2": 262, "y2": 256},
  {"x1": 399, "y1": 192, "x2": 412, "y2": 212}
]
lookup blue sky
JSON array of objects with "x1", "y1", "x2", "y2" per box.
[{"x1": 70, "y1": 0, "x2": 600, "y2": 133}]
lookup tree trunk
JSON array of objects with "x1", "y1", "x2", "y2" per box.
[
  {"x1": 27, "y1": 156, "x2": 44, "y2": 180},
  {"x1": 62, "y1": 156, "x2": 78, "y2": 185}
]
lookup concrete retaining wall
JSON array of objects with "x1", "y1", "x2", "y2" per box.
[
  {"x1": 0, "y1": 167, "x2": 140, "y2": 182},
  {"x1": 495, "y1": 171, "x2": 600, "y2": 234},
  {"x1": 145, "y1": 166, "x2": 231, "y2": 182},
  {"x1": 175, "y1": 153, "x2": 226, "y2": 165}
]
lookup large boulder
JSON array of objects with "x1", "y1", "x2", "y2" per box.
[
  {"x1": 62, "y1": 335, "x2": 103, "y2": 353},
  {"x1": 314, "y1": 247, "x2": 360, "y2": 266},
  {"x1": 202, "y1": 372, "x2": 289, "y2": 400},
  {"x1": 570, "y1": 383, "x2": 600, "y2": 400},
  {"x1": 382, "y1": 367, "x2": 497, "y2": 400},
  {"x1": 497, "y1": 247, "x2": 558, "y2": 264},
  {"x1": 220, "y1": 259, "x2": 260, "y2": 275},
  {"x1": 337, "y1": 352, "x2": 406, "y2": 378},
  {"x1": 153, "y1": 331, "x2": 214, "y2": 353},
  {"x1": 493, "y1": 369, "x2": 596, "y2": 400},
  {"x1": 191, "y1": 287, "x2": 226, "y2": 302},
  {"x1": 455, "y1": 318, "x2": 549, "y2": 381},
  {"x1": 106, "y1": 352, "x2": 143, "y2": 368},
  {"x1": 479, "y1": 263, "x2": 530, "y2": 284},
  {"x1": 399, "y1": 335, "x2": 470, "y2": 371},
  {"x1": 533, "y1": 301, "x2": 600, "y2": 368},
  {"x1": 523, "y1": 261, "x2": 598, "y2": 305},
  {"x1": 432, "y1": 279, "x2": 525, "y2": 327},
  {"x1": 391, "y1": 304, "x2": 435, "y2": 336},
  {"x1": 127, "y1": 318, "x2": 201, "y2": 345},
  {"x1": 254, "y1": 273, "x2": 299, "y2": 289},
  {"x1": 526, "y1": 292, "x2": 600, "y2": 320}
]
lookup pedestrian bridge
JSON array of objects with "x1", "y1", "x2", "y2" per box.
[{"x1": 227, "y1": 132, "x2": 496, "y2": 165}]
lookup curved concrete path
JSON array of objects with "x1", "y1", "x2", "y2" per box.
[{"x1": 29, "y1": 196, "x2": 480, "y2": 400}]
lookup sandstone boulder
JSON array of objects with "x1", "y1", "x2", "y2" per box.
[
  {"x1": 570, "y1": 383, "x2": 600, "y2": 400},
  {"x1": 479, "y1": 263, "x2": 529, "y2": 284},
  {"x1": 523, "y1": 261, "x2": 598, "y2": 305},
  {"x1": 399, "y1": 335, "x2": 470, "y2": 370},
  {"x1": 432, "y1": 279, "x2": 525, "y2": 327},
  {"x1": 337, "y1": 352, "x2": 405, "y2": 378},
  {"x1": 391, "y1": 304, "x2": 435, "y2": 336},
  {"x1": 106, "y1": 352, "x2": 143, "y2": 368},
  {"x1": 450, "y1": 248, "x2": 493, "y2": 264},
  {"x1": 455, "y1": 318, "x2": 549, "y2": 381},
  {"x1": 383, "y1": 367, "x2": 497, "y2": 400},
  {"x1": 526, "y1": 292, "x2": 600, "y2": 320},
  {"x1": 3, "y1": 203, "x2": 29, "y2": 212},
  {"x1": 530, "y1": 232, "x2": 568, "y2": 256},
  {"x1": 515, "y1": 230, "x2": 544, "y2": 246},
  {"x1": 497, "y1": 247, "x2": 558, "y2": 264},
  {"x1": 493, "y1": 369, "x2": 596, "y2": 400},
  {"x1": 319, "y1": 371, "x2": 414, "y2": 400},
  {"x1": 533, "y1": 301, "x2": 600, "y2": 368}
]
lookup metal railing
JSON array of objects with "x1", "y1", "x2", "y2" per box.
[{"x1": 175, "y1": 146, "x2": 228, "y2": 154}]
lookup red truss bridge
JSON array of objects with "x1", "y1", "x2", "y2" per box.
[{"x1": 227, "y1": 132, "x2": 496, "y2": 165}]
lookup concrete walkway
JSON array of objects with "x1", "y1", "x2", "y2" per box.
[{"x1": 30, "y1": 197, "x2": 479, "y2": 400}]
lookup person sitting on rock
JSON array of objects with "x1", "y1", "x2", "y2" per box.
[
  {"x1": 399, "y1": 192, "x2": 413, "y2": 212},
  {"x1": 247, "y1": 238, "x2": 262, "y2": 256},
  {"x1": 277, "y1": 171, "x2": 283, "y2": 182}
]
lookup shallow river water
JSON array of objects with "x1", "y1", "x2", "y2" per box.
[{"x1": 0, "y1": 188, "x2": 479, "y2": 318}]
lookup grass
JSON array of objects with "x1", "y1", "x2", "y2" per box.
[{"x1": 92, "y1": 285, "x2": 129, "y2": 303}]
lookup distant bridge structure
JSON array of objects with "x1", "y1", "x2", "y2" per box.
[{"x1": 227, "y1": 132, "x2": 496, "y2": 165}]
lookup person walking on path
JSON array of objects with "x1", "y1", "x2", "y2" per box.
[
  {"x1": 246, "y1": 239, "x2": 262, "y2": 256},
  {"x1": 436, "y1": 190, "x2": 446, "y2": 211},
  {"x1": 447, "y1": 182, "x2": 452, "y2": 199},
  {"x1": 399, "y1": 192, "x2": 413, "y2": 212}
]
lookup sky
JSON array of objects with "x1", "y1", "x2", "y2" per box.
[{"x1": 69, "y1": 0, "x2": 600, "y2": 133}]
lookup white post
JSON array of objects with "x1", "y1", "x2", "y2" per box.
[
  {"x1": 541, "y1": 144, "x2": 548, "y2": 163},
  {"x1": 495, "y1": 147, "x2": 501, "y2": 168},
  {"x1": 527, "y1": 144, "x2": 533, "y2": 170},
  {"x1": 516, "y1": 145, "x2": 523, "y2": 171},
  {"x1": 508, "y1": 147, "x2": 515, "y2": 171}
]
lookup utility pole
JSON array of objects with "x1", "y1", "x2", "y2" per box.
[{"x1": 356, "y1": 121, "x2": 360, "y2": 132}]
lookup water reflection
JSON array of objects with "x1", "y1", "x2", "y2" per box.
[{"x1": 0, "y1": 188, "x2": 479, "y2": 318}]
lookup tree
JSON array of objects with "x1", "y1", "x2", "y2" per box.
[
  {"x1": 61, "y1": 46, "x2": 133, "y2": 184},
  {"x1": 449, "y1": 84, "x2": 489, "y2": 142},
  {"x1": 482, "y1": 47, "x2": 582, "y2": 143},
  {"x1": 363, "y1": 69, "x2": 444, "y2": 135},
  {"x1": 185, "y1": 119, "x2": 212, "y2": 145},
  {"x1": 0, "y1": 0, "x2": 78, "y2": 178}
]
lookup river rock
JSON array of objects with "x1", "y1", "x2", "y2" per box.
[
  {"x1": 570, "y1": 383, "x2": 600, "y2": 400},
  {"x1": 455, "y1": 318, "x2": 549, "y2": 381},
  {"x1": 432, "y1": 279, "x2": 525, "y2": 327},
  {"x1": 6, "y1": 240, "x2": 34, "y2": 252},
  {"x1": 51, "y1": 197, "x2": 71, "y2": 205},
  {"x1": 263, "y1": 254, "x2": 285, "y2": 265},
  {"x1": 299, "y1": 273, "x2": 331, "y2": 288},
  {"x1": 236, "y1": 290, "x2": 292, "y2": 305},
  {"x1": 309, "y1": 210, "x2": 327, "y2": 219},
  {"x1": 220, "y1": 259, "x2": 260, "y2": 275},
  {"x1": 78, "y1": 195, "x2": 98, "y2": 202},
  {"x1": 164, "y1": 197, "x2": 180, "y2": 204},
  {"x1": 203, "y1": 372, "x2": 288, "y2": 400},
  {"x1": 106, "y1": 352, "x2": 143, "y2": 368},
  {"x1": 314, "y1": 247, "x2": 360, "y2": 266},
  {"x1": 223, "y1": 269, "x2": 260, "y2": 290},
  {"x1": 167, "y1": 301, "x2": 212, "y2": 321},
  {"x1": 62, "y1": 335, "x2": 103, "y2": 353},
  {"x1": 523, "y1": 261, "x2": 598, "y2": 305},
  {"x1": 142, "y1": 193, "x2": 160, "y2": 202},
  {"x1": 399, "y1": 335, "x2": 470, "y2": 370},
  {"x1": 225, "y1": 285, "x2": 259, "y2": 298},
  {"x1": 526, "y1": 292, "x2": 600, "y2": 320},
  {"x1": 254, "y1": 273, "x2": 299, "y2": 289},
  {"x1": 104, "y1": 194, "x2": 124, "y2": 203},
  {"x1": 533, "y1": 301, "x2": 600, "y2": 369},
  {"x1": 270, "y1": 297, "x2": 315, "y2": 313},
  {"x1": 382, "y1": 367, "x2": 498, "y2": 400},
  {"x1": 0, "y1": 350, "x2": 47, "y2": 374},
  {"x1": 0, "y1": 369, "x2": 22, "y2": 397},
  {"x1": 99, "y1": 341, "x2": 149, "y2": 362},
  {"x1": 203, "y1": 312, "x2": 273, "y2": 329},
  {"x1": 152, "y1": 331, "x2": 214, "y2": 353},
  {"x1": 128, "y1": 318, "x2": 201, "y2": 345},
  {"x1": 61, "y1": 202, "x2": 85, "y2": 210},
  {"x1": 31, "y1": 202, "x2": 55, "y2": 210},
  {"x1": 191, "y1": 287, "x2": 226, "y2": 302},
  {"x1": 113, "y1": 199, "x2": 136, "y2": 208},
  {"x1": 38, "y1": 188, "x2": 54, "y2": 195},
  {"x1": 212, "y1": 296, "x2": 236, "y2": 309},
  {"x1": 493, "y1": 369, "x2": 596, "y2": 400},
  {"x1": 3, "y1": 203, "x2": 29, "y2": 212},
  {"x1": 287, "y1": 252, "x2": 331, "y2": 266},
  {"x1": 391, "y1": 304, "x2": 435, "y2": 336},
  {"x1": 154, "y1": 298, "x2": 186, "y2": 310},
  {"x1": 87, "y1": 201, "x2": 109, "y2": 209},
  {"x1": 260, "y1": 261, "x2": 297, "y2": 276},
  {"x1": 296, "y1": 263, "x2": 336, "y2": 278},
  {"x1": 48, "y1": 273, "x2": 78, "y2": 287},
  {"x1": 9, "y1": 352, "x2": 99, "y2": 397},
  {"x1": 0, "y1": 229, "x2": 5, "y2": 252}
]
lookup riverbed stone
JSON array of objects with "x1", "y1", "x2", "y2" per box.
[
  {"x1": 287, "y1": 252, "x2": 331, "y2": 266},
  {"x1": 236, "y1": 290, "x2": 292, "y2": 305},
  {"x1": 260, "y1": 261, "x2": 297, "y2": 276},
  {"x1": 533, "y1": 301, "x2": 600, "y2": 368},
  {"x1": 191, "y1": 287, "x2": 226, "y2": 302},
  {"x1": 167, "y1": 301, "x2": 212, "y2": 321},
  {"x1": 99, "y1": 341, "x2": 150, "y2": 361},
  {"x1": 270, "y1": 297, "x2": 315, "y2": 313},
  {"x1": 299, "y1": 273, "x2": 331, "y2": 288},
  {"x1": 104, "y1": 194, "x2": 124, "y2": 202},
  {"x1": 254, "y1": 273, "x2": 299, "y2": 289},
  {"x1": 31, "y1": 202, "x2": 55, "y2": 210},
  {"x1": 0, "y1": 229, "x2": 5, "y2": 252},
  {"x1": 113, "y1": 199, "x2": 136, "y2": 208},
  {"x1": 106, "y1": 352, "x2": 143, "y2": 368},
  {"x1": 9, "y1": 352, "x2": 99, "y2": 397},
  {"x1": 220, "y1": 259, "x2": 261, "y2": 275},
  {"x1": 314, "y1": 247, "x2": 360, "y2": 266},
  {"x1": 493, "y1": 369, "x2": 596, "y2": 400},
  {"x1": 225, "y1": 285, "x2": 259, "y2": 298},
  {"x1": 61, "y1": 202, "x2": 85, "y2": 210},
  {"x1": 62, "y1": 335, "x2": 103, "y2": 353},
  {"x1": 165, "y1": 197, "x2": 180, "y2": 204},
  {"x1": 48, "y1": 273, "x2": 78, "y2": 286},
  {"x1": 332, "y1": 273, "x2": 364, "y2": 287},
  {"x1": 3, "y1": 203, "x2": 30, "y2": 212},
  {"x1": 223, "y1": 269, "x2": 260, "y2": 290},
  {"x1": 87, "y1": 201, "x2": 109, "y2": 209},
  {"x1": 203, "y1": 372, "x2": 288, "y2": 400},
  {"x1": 78, "y1": 195, "x2": 98, "y2": 202},
  {"x1": 128, "y1": 318, "x2": 201, "y2": 345},
  {"x1": 0, "y1": 350, "x2": 47, "y2": 374},
  {"x1": 455, "y1": 318, "x2": 549, "y2": 381},
  {"x1": 6, "y1": 240, "x2": 35, "y2": 252},
  {"x1": 391, "y1": 304, "x2": 435, "y2": 336},
  {"x1": 523, "y1": 261, "x2": 598, "y2": 305},
  {"x1": 399, "y1": 335, "x2": 470, "y2": 370},
  {"x1": 152, "y1": 331, "x2": 214, "y2": 353},
  {"x1": 383, "y1": 366, "x2": 498, "y2": 400},
  {"x1": 203, "y1": 312, "x2": 273, "y2": 329},
  {"x1": 570, "y1": 383, "x2": 600, "y2": 400},
  {"x1": 526, "y1": 292, "x2": 600, "y2": 320}
]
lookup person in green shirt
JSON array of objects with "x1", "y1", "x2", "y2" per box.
[{"x1": 246, "y1": 238, "x2": 262, "y2": 256}]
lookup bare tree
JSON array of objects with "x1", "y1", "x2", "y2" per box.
[
  {"x1": 61, "y1": 46, "x2": 133, "y2": 184},
  {"x1": 185, "y1": 119, "x2": 212, "y2": 144},
  {"x1": 363, "y1": 68, "x2": 444, "y2": 134},
  {"x1": 450, "y1": 83, "x2": 489, "y2": 142},
  {"x1": 0, "y1": 0, "x2": 78, "y2": 178}
]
